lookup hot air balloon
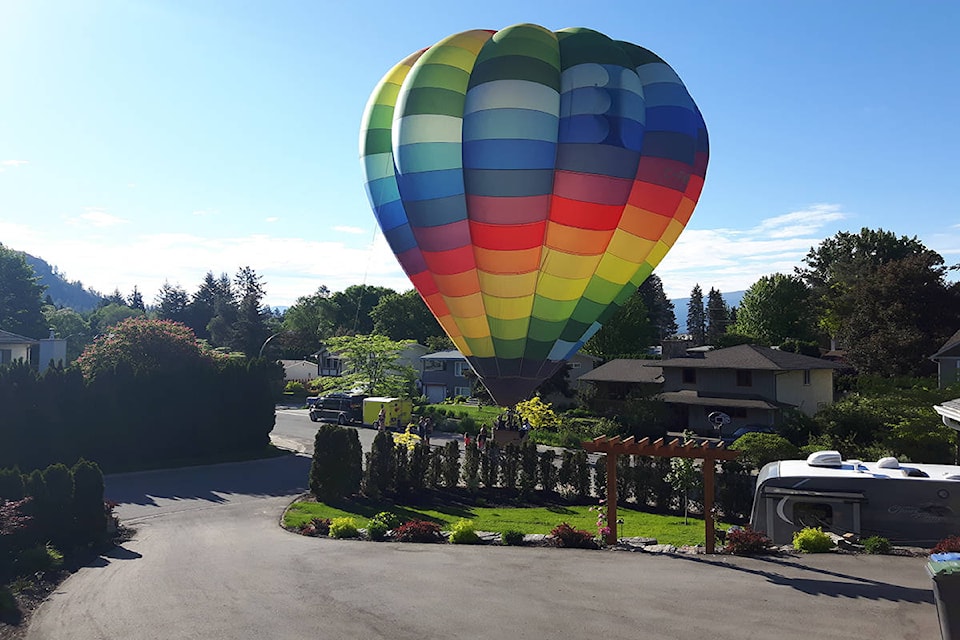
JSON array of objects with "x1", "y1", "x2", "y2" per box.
[{"x1": 360, "y1": 24, "x2": 708, "y2": 407}]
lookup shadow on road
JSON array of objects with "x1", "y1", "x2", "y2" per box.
[
  {"x1": 105, "y1": 454, "x2": 312, "y2": 507},
  {"x1": 665, "y1": 552, "x2": 934, "y2": 604}
]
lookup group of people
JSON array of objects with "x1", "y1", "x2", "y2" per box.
[
  {"x1": 494, "y1": 411, "x2": 531, "y2": 432},
  {"x1": 416, "y1": 415, "x2": 433, "y2": 445}
]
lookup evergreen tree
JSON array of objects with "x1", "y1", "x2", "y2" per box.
[
  {"x1": 686, "y1": 284, "x2": 706, "y2": 345},
  {"x1": 232, "y1": 266, "x2": 269, "y2": 357},
  {"x1": 128, "y1": 286, "x2": 145, "y2": 311},
  {"x1": 705, "y1": 287, "x2": 731, "y2": 344},
  {"x1": 155, "y1": 281, "x2": 191, "y2": 324},
  {"x1": 0, "y1": 243, "x2": 47, "y2": 338},
  {"x1": 639, "y1": 274, "x2": 678, "y2": 339}
]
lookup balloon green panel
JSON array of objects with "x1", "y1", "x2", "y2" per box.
[
  {"x1": 556, "y1": 29, "x2": 633, "y2": 69},
  {"x1": 408, "y1": 64, "x2": 471, "y2": 93},
  {"x1": 569, "y1": 297, "x2": 608, "y2": 324},
  {"x1": 401, "y1": 88, "x2": 466, "y2": 118},
  {"x1": 365, "y1": 104, "x2": 395, "y2": 131},
  {"x1": 487, "y1": 24, "x2": 559, "y2": 60},
  {"x1": 630, "y1": 263, "x2": 654, "y2": 285},
  {"x1": 580, "y1": 276, "x2": 621, "y2": 305},
  {"x1": 492, "y1": 337, "x2": 526, "y2": 359},
  {"x1": 531, "y1": 296, "x2": 579, "y2": 322},
  {"x1": 398, "y1": 143, "x2": 462, "y2": 173},
  {"x1": 470, "y1": 56, "x2": 561, "y2": 91},
  {"x1": 487, "y1": 316, "x2": 530, "y2": 340},
  {"x1": 595, "y1": 301, "x2": 622, "y2": 325},
  {"x1": 363, "y1": 129, "x2": 393, "y2": 156},
  {"x1": 611, "y1": 281, "x2": 637, "y2": 305},
  {"x1": 560, "y1": 319, "x2": 591, "y2": 342},
  {"x1": 527, "y1": 316, "x2": 565, "y2": 342},
  {"x1": 524, "y1": 339, "x2": 554, "y2": 360},
  {"x1": 615, "y1": 41, "x2": 665, "y2": 67}
]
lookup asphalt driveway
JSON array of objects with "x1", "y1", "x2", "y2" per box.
[{"x1": 26, "y1": 453, "x2": 939, "y2": 640}]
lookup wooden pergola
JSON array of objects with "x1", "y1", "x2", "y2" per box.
[{"x1": 581, "y1": 435, "x2": 741, "y2": 553}]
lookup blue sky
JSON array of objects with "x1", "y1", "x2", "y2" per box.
[{"x1": 1, "y1": 1, "x2": 958, "y2": 307}]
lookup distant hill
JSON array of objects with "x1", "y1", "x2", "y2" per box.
[
  {"x1": 671, "y1": 290, "x2": 745, "y2": 334},
  {"x1": 23, "y1": 253, "x2": 103, "y2": 312}
]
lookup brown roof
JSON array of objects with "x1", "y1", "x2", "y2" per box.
[
  {"x1": 657, "y1": 390, "x2": 780, "y2": 410},
  {"x1": 578, "y1": 359, "x2": 663, "y2": 384},
  {"x1": 0, "y1": 329, "x2": 38, "y2": 345},
  {"x1": 654, "y1": 344, "x2": 840, "y2": 371},
  {"x1": 932, "y1": 329, "x2": 960, "y2": 359}
]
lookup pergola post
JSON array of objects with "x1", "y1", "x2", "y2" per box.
[
  {"x1": 703, "y1": 459, "x2": 716, "y2": 554},
  {"x1": 605, "y1": 452, "x2": 617, "y2": 545}
]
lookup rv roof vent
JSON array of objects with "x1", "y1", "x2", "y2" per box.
[
  {"x1": 807, "y1": 450, "x2": 842, "y2": 468},
  {"x1": 876, "y1": 457, "x2": 900, "y2": 469},
  {"x1": 943, "y1": 474, "x2": 960, "y2": 481}
]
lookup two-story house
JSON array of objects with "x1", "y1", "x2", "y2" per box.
[
  {"x1": 420, "y1": 350, "x2": 473, "y2": 403},
  {"x1": 652, "y1": 344, "x2": 840, "y2": 435},
  {"x1": 931, "y1": 329, "x2": 960, "y2": 389},
  {"x1": 0, "y1": 329, "x2": 66, "y2": 373}
]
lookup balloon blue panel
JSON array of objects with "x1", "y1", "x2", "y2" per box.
[
  {"x1": 396, "y1": 168, "x2": 464, "y2": 202},
  {"x1": 364, "y1": 176, "x2": 400, "y2": 208},
  {"x1": 462, "y1": 108, "x2": 559, "y2": 143},
  {"x1": 395, "y1": 142, "x2": 462, "y2": 174},
  {"x1": 547, "y1": 339, "x2": 578, "y2": 361},
  {"x1": 643, "y1": 83, "x2": 696, "y2": 109},
  {"x1": 606, "y1": 88, "x2": 646, "y2": 120},
  {"x1": 633, "y1": 62, "x2": 682, "y2": 85},
  {"x1": 374, "y1": 198, "x2": 409, "y2": 231},
  {"x1": 642, "y1": 131, "x2": 696, "y2": 164},
  {"x1": 402, "y1": 194, "x2": 468, "y2": 227},
  {"x1": 557, "y1": 114, "x2": 610, "y2": 143},
  {"x1": 463, "y1": 168, "x2": 555, "y2": 197},
  {"x1": 560, "y1": 86, "x2": 614, "y2": 117},
  {"x1": 384, "y1": 223, "x2": 417, "y2": 253},
  {"x1": 607, "y1": 117, "x2": 645, "y2": 150},
  {"x1": 554, "y1": 143, "x2": 640, "y2": 179},
  {"x1": 463, "y1": 139, "x2": 557, "y2": 170},
  {"x1": 645, "y1": 106, "x2": 698, "y2": 136}
]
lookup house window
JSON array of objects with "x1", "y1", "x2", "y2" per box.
[
  {"x1": 454, "y1": 386, "x2": 471, "y2": 398},
  {"x1": 803, "y1": 370, "x2": 811, "y2": 386},
  {"x1": 682, "y1": 368, "x2": 696, "y2": 384},
  {"x1": 423, "y1": 360, "x2": 445, "y2": 372},
  {"x1": 0, "y1": 349, "x2": 10, "y2": 365},
  {"x1": 454, "y1": 361, "x2": 468, "y2": 377},
  {"x1": 736, "y1": 370, "x2": 752, "y2": 387}
]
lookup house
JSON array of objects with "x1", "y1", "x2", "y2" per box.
[
  {"x1": 279, "y1": 359, "x2": 320, "y2": 384},
  {"x1": 578, "y1": 359, "x2": 664, "y2": 408},
  {"x1": 0, "y1": 329, "x2": 66, "y2": 373},
  {"x1": 652, "y1": 344, "x2": 840, "y2": 435},
  {"x1": 931, "y1": 329, "x2": 960, "y2": 389},
  {"x1": 934, "y1": 397, "x2": 960, "y2": 431},
  {"x1": 311, "y1": 342, "x2": 430, "y2": 380},
  {"x1": 0, "y1": 329, "x2": 36, "y2": 366},
  {"x1": 420, "y1": 350, "x2": 473, "y2": 403}
]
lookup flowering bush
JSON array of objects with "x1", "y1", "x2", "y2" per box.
[
  {"x1": 298, "y1": 517, "x2": 331, "y2": 537},
  {"x1": 588, "y1": 499, "x2": 611, "y2": 545},
  {"x1": 394, "y1": 520, "x2": 443, "y2": 543},
  {"x1": 723, "y1": 526, "x2": 773, "y2": 555},
  {"x1": 329, "y1": 517, "x2": 360, "y2": 539},
  {"x1": 550, "y1": 522, "x2": 598, "y2": 549},
  {"x1": 371, "y1": 511, "x2": 403, "y2": 530},
  {"x1": 394, "y1": 426, "x2": 422, "y2": 451},
  {"x1": 792, "y1": 526, "x2": 834, "y2": 553},
  {"x1": 366, "y1": 520, "x2": 389, "y2": 541},
  {"x1": 933, "y1": 535, "x2": 960, "y2": 554},
  {"x1": 449, "y1": 519, "x2": 481, "y2": 545},
  {"x1": 513, "y1": 396, "x2": 558, "y2": 428}
]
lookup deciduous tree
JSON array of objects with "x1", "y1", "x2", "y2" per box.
[
  {"x1": 0, "y1": 243, "x2": 47, "y2": 338},
  {"x1": 732, "y1": 274, "x2": 814, "y2": 345}
]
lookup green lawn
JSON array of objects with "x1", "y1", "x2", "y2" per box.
[
  {"x1": 425, "y1": 403, "x2": 503, "y2": 424},
  {"x1": 284, "y1": 499, "x2": 726, "y2": 546}
]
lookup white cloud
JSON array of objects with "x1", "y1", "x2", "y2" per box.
[
  {"x1": 655, "y1": 204, "x2": 850, "y2": 298},
  {"x1": 192, "y1": 209, "x2": 219, "y2": 217},
  {"x1": 74, "y1": 207, "x2": 129, "y2": 228},
  {"x1": 265, "y1": 217, "x2": 279, "y2": 223},
  {"x1": 333, "y1": 225, "x2": 367, "y2": 234},
  {"x1": 1, "y1": 160, "x2": 29, "y2": 167}
]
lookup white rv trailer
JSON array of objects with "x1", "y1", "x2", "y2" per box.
[{"x1": 751, "y1": 450, "x2": 960, "y2": 546}]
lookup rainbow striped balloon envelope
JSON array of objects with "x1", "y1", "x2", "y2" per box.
[{"x1": 360, "y1": 24, "x2": 709, "y2": 407}]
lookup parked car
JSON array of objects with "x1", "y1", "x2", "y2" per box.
[
  {"x1": 721, "y1": 425, "x2": 776, "y2": 446},
  {"x1": 309, "y1": 393, "x2": 366, "y2": 425}
]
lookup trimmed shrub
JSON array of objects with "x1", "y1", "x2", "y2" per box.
[
  {"x1": 538, "y1": 449, "x2": 557, "y2": 493},
  {"x1": 310, "y1": 425, "x2": 362, "y2": 501},
  {"x1": 0, "y1": 467, "x2": 24, "y2": 501},
  {"x1": 449, "y1": 519, "x2": 481, "y2": 545},
  {"x1": 723, "y1": 526, "x2": 773, "y2": 555},
  {"x1": 499, "y1": 444, "x2": 519, "y2": 490},
  {"x1": 298, "y1": 518, "x2": 331, "y2": 537},
  {"x1": 863, "y1": 536, "x2": 891, "y2": 555},
  {"x1": 72, "y1": 459, "x2": 106, "y2": 546},
  {"x1": 501, "y1": 529, "x2": 525, "y2": 546},
  {"x1": 441, "y1": 441, "x2": 460, "y2": 488},
  {"x1": 394, "y1": 520, "x2": 443, "y2": 543},
  {"x1": 518, "y1": 440, "x2": 537, "y2": 496},
  {"x1": 550, "y1": 522, "x2": 597, "y2": 549},
  {"x1": 933, "y1": 536, "x2": 960, "y2": 554},
  {"x1": 329, "y1": 517, "x2": 359, "y2": 539},
  {"x1": 572, "y1": 450, "x2": 590, "y2": 498},
  {"x1": 480, "y1": 441, "x2": 499, "y2": 488},
  {"x1": 370, "y1": 511, "x2": 403, "y2": 530},
  {"x1": 366, "y1": 519, "x2": 389, "y2": 541},
  {"x1": 462, "y1": 440, "x2": 480, "y2": 492},
  {"x1": 793, "y1": 526, "x2": 834, "y2": 553},
  {"x1": 592, "y1": 455, "x2": 606, "y2": 499}
]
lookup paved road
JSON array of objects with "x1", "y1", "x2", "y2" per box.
[{"x1": 26, "y1": 452, "x2": 938, "y2": 640}]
